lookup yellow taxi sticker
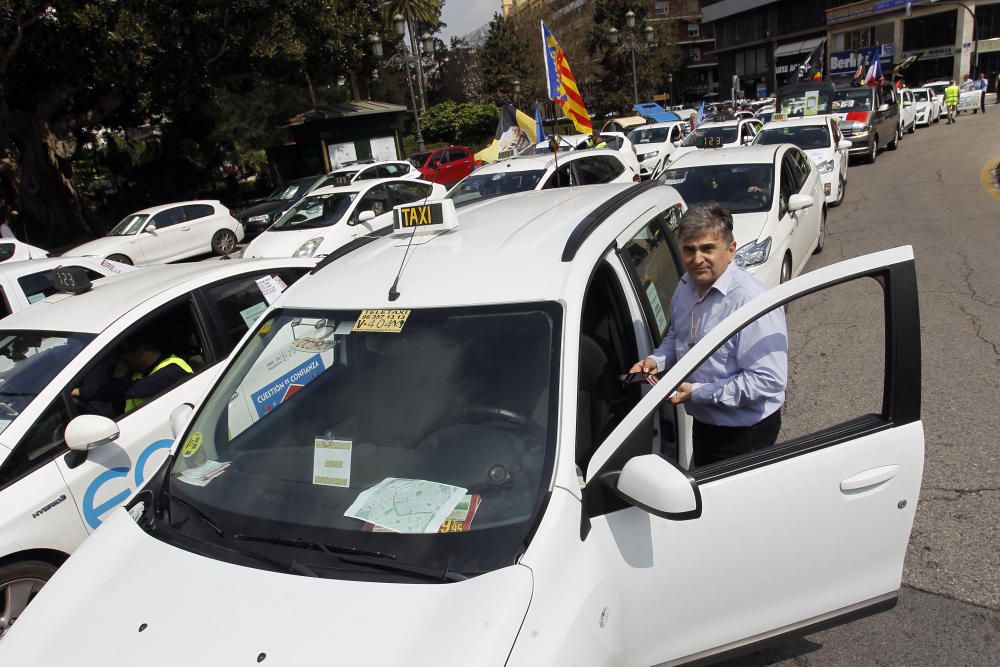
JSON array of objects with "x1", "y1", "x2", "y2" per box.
[
  {"x1": 258, "y1": 322, "x2": 273, "y2": 336},
  {"x1": 181, "y1": 432, "x2": 203, "y2": 458},
  {"x1": 397, "y1": 203, "x2": 442, "y2": 228},
  {"x1": 352, "y1": 309, "x2": 411, "y2": 333}
]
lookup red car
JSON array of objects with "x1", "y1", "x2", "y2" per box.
[{"x1": 408, "y1": 146, "x2": 476, "y2": 187}]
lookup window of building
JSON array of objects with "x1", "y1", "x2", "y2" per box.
[
  {"x1": 653, "y1": 1, "x2": 669, "y2": 19},
  {"x1": 735, "y1": 47, "x2": 767, "y2": 76},
  {"x1": 688, "y1": 23, "x2": 700, "y2": 38},
  {"x1": 835, "y1": 22, "x2": 895, "y2": 51},
  {"x1": 690, "y1": 47, "x2": 701, "y2": 62},
  {"x1": 904, "y1": 10, "x2": 958, "y2": 50}
]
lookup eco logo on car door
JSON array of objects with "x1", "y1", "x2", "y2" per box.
[{"x1": 81, "y1": 439, "x2": 173, "y2": 529}]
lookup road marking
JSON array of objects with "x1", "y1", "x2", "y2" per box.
[{"x1": 979, "y1": 156, "x2": 1000, "y2": 203}]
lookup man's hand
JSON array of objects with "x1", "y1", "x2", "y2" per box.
[
  {"x1": 748, "y1": 185, "x2": 764, "y2": 193},
  {"x1": 668, "y1": 382, "x2": 693, "y2": 404},
  {"x1": 628, "y1": 358, "x2": 659, "y2": 384}
]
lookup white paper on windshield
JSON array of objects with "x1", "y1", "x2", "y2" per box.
[
  {"x1": 645, "y1": 282, "x2": 668, "y2": 334},
  {"x1": 345, "y1": 478, "x2": 467, "y2": 534},
  {"x1": 313, "y1": 438, "x2": 352, "y2": 487},
  {"x1": 240, "y1": 302, "x2": 268, "y2": 329},
  {"x1": 255, "y1": 275, "x2": 288, "y2": 305},
  {"x1": 177, "y1": 460, "x2": 230, "y2": 487}
]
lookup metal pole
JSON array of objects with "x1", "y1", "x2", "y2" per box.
[
  {"x1": 401, "y1": 44, "x2": 425, "y2": 151},
  {"x1": 406, "y1": 17, "x2": 428, "y2": 112}
]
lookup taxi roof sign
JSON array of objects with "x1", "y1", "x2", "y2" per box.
[
  {"x1": 392, "y1": 199, "x2": 458, "y2": 236},
  {"x1": 52, "y1": 266, "x2": 92, "y2": 294}
]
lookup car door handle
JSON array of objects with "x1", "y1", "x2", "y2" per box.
[
  {"x1": 180, "y1": 227, "x2": 191, "y2": 231},
  {"x1": 840, "y1": 465, "x2": 900, "y2": 492}
]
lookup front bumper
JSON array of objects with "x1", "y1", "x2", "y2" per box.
[{"x1": 845, "y1": 134, "x2": 872, "y2": 155}]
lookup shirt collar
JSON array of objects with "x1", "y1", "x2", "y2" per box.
[{"x1": 682, "y1": 261, "x2": 739, "y2": 299}]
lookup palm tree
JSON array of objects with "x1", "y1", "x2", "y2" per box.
[{"x1": 383, "y1": 0, "x2": 442, "y2": 112}]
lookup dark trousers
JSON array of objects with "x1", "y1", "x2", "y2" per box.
[
  {"x1": 693, "y1": 410, "x2": 782, "y2": 467},
  {"x1": 981, "y1": 93, "x2": 986, "y2": 113}
]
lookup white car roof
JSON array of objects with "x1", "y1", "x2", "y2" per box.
[
  {"x1": 283, "y1": 184, "x2": 684, "y2": 310},
  {"x1": 0, "y1": 258, "x2": 314, "y2": 334},
  {"x1": 129, "y1": 200, "x2": 222, "y2": 216},
  {"x1": 472, "y1": 149, "x2": 625, "y2": 176},
  {"x1": 668, "y1": 145, "x2": 782, "y2": 168},
  {"x1": 758, "y1": 116, "x2": 832, "y2": 129},
  {"x1": 327, "y1": 161, "x2": 409, "y2": 175},
  {"x1": 628, "y1": 121, "x2": 686, "y2": 131},
  {"x1": 305, "y1": 177, "x2": 436, "y2": 199},
  {"x1": 697, "y1": 120, "x2": 741, "y2": 128},
  {"x1": 0, "y1": 257, "x2": 132, "y2": 280}
]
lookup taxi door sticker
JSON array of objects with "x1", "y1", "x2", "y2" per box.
[
  {"x1": 251, "y1": 353, "x2": 326, "y2": 417},
  {"x1": 352, "y1": 309, "x2": 411, "y2": 333},
  {"x1": 312, "y1": 438, "x2": 352, "y2": 487}
]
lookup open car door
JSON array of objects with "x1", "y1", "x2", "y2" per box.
[{"x1": 583, "y1": 246, "x2": 922, "y2": 665}]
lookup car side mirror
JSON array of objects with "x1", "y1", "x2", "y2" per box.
[
  {"x1": 788, "y1": 193, "x2": 814, "y2": 212},
  {"x1": 837, "y1": 139, "x2": 853, "y2": 150},
  {"x1": 169, "y1": 403, "x2": 194, "y2": 439},
  {"x1": 65, "y1": 414, "x2": 119, "y2": 452},
  {"x1": 605, "y1": 454, "x2": 701, "y2": 520},
  {"x1": 144, "y1": 225, "x2": 157, "y2": 233},
  {"x1": 358, "y1": 210, "x2": 376, "y2": 223},
  {"x1": 742, "y1": 135, "x2": 753, "y2": 144},
  {"x1": 878, "y1": 103, "x2": 890, "y2": 112}
]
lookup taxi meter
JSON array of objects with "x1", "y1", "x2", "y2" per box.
[{"x1": 392, "y1": 199, "x2": 459, "y2": 235}]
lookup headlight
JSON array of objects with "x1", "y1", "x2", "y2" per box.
[
  {"x1": 638, "y1": 151, "x2": 658, "y2": 161},
  {"x1": 817, "y1": 159, "x2": 834, "y2": 174},
  {"x1": 294, "y1": 237, "x2": 324, "y2": 258},
  {"x1": 247, "y1": 214, "x2": 271, "y2": 224},
  {"x1": 735, "y1": 237, "x2": 772, "y2": 268}
]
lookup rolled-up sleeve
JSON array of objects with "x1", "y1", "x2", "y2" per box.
[{"x1": 648, "y1": 321, "x2": 677, "y2": 372}]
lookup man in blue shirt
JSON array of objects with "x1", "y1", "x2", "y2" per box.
[
  {"x1": 975, "y1": 74, "x2": 988, "y2": 113},
  {"x1": 629, "y1": 204, "x2": 788, "y2": 466}
]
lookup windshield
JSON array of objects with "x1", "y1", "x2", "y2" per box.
[
  {"x1": 446, "y1": 170, "x2": 546, "y2": 205},
  {"x1": 627, "y1": 127, "x2": 671, "y2": 144},
  {"x1": 108, "y1": 214, "x2": 149, "y2": 236},
  {"x1": 912, "y1": 90, "x2": 929, "y2": 102},
  {"x1": 408, "y1": 153, "x2": 431, "y2": 168},
  {"x1": 680, "y1": 126, "x2": 738, "y2": 148},
  {"x1": 658, "y1": 164, "x2": 774, "y2": 214},
  {"x1": 831, "y1": 90, "x2": 873, "y2": 112},
  {"x1": 0, "y1": 332, "x2": 93, "y2": 432},
  {"x1": 926, "y1": 85, "x2": 946, "y2": 97},
  {"x1": 755, "y1": 125, "x2": 831, "y2": 150},
  {"x1": 268, "y1": 181, "x2": 312, "y2": 202},
  {"x1": 161, "y1": 304, "x2": 561, "y2": 579},
  {"x1": 269, "y1": 192, "x2": 357, "y2": 230}
]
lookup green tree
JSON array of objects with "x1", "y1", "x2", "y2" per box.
[
  {"x1": 383, "y1": 0, "x2": 444, "y2": 112},
  {"x1": 419, "y1": 101, "x2": 499, "y2": 146},
  {"x1": 478, "y1": 13, "x2": 535, "y2": 107}
]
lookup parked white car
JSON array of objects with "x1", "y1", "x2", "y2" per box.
[
  {"x1": 0, "y1": 257, "x2": 135, "y2": 317},
  {"x1": 243, "y1": 178, "x2": 446, "y2": 259},
  {"x1": 660, "y1": 118, "x2": 763, "y2": 172},
  {"x1": 909, "y1": 87, "x2": 940, "y2": 126},
  {"x1": 0, "y1": 185, "x2": 924, "y2": 666},
  {"x1": 63, "y1": 201, "x2": 244, "y2": 265},
  {"x1": 318, "y1": 161, "x2": 421, "y2": 188},
  {"x1": 753, "y1": 115, "x2": 851, "y2": 207},
  {"x1": 0, "y1": 258, "x2": 314, "y2": 635},
  {"x1": 899, "y1": 88, "x2": 918, "y2": 134},
  {"x1": 626, "y1": 121, "x2": 688, "y2": 179},
  {"x1": 660, "y1": 144, "x2": 826, "y2": 287},
  {"x1": 925, "y1": 79, "x2": 982, "y2": 115},
  {"x1": 447, "y1": 150, "x2": 638, "y2": 207},
  {"x1": 0, "y1": 239, "x2": 48, "y2": 263}
]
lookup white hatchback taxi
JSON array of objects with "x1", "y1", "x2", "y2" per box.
[
  {"x1": 64, "y1": 200, "x2": 244, "y2": 265},
  {"x1": 753, "y1": 115, "x2": 851, "y2": 207},
  {"x1": 0, "y1": 186, "x2": 924, "y2": 666},
  {"x1": 661, "y1": 117, "x2": 763, "y2": 170},
  {"x1": 661, "y1": 145, "x2": 825, "y2": 287},
  {"x1": 0, "y1": 257, "x2": 135, "y2": 317},
  {"x1": 0, "y1": 258, "x2": 313, "y2": 635},
  {"x1": 626, "y1": 121, "x2": 688, "y2": 178},
  {"x1": 243, "y1": 178, "x2": 446, "y2": 259}
]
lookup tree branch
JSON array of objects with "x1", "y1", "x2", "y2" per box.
[
  {"x1": 0, "y1": 7, "x2": 48, "y2": 79},
  {"x1": 205, "y1": 7, "x2": 230, "y2": 66}
]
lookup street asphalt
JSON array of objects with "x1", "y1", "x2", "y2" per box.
[{"x1": 724, "y1": 105, "x2": 1000, "y2": 665}]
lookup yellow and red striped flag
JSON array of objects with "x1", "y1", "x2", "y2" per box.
[{"x1": 541, "y1": 21, "x2": 592, "y2": 134}]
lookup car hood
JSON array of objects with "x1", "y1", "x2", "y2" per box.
[
  {"x1": 238, "y1": 200, "x2": 291, "y2": 220},
  {"x1": 0, "y1": 510, "x2": 533, "y2": 666},
  {"x1": 62, "y1": 236, "x2": 131, "y2": 258},
  {"x1": 633, "y1": 141, "x2": 667, "y2": 156},
  {"x1": 243, "y1": 226, "x2": 334, "y2": 258},
  {"x1": 733, "y1": 212, "x2": 772, "y2": 247},
  {"x1": 805, "y1": 149, "x2": 833, "y2": 166}
]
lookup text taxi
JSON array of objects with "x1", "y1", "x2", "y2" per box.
[
  {"x1": 0, "y1": 258, "x2": 314, "y2": 636},
  {"x1": 0, "y1": 192, "x2": 924, "y2": 665}
]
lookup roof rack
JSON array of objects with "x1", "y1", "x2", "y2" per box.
[{"x1": 561, "y1": 180, "x2": 662, "y2": 262}]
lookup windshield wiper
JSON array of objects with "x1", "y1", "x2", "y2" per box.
[{"x1": 234, "y1": 534, "x2": 467, "y2": 582}]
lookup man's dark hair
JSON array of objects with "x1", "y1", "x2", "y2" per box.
[{"x1": 677, "y1": 203, "x2": 735, "y2": 246}]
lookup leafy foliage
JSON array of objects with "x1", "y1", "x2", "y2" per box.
[{"x1": 419, "y1": 101, "x2": 499, "y2": 147}]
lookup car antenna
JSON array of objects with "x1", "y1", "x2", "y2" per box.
[{"x1": 387, "y1": 190, "x2": 434, "y2": 302}]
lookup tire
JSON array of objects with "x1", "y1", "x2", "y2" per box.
[
  {"x1": 887, "y1": 127, "x2": 899, "y2": 151},
  {"x1": 0, "y1": 561, "x2": 56, "y2": 638},
  {"x1": 105, "y1": 253, "x2": 133, "y2": 265},
  {"x1": 866, "y1": 136, "x2": 878, "y2": 163},
  {"x1": 211, "y1": 229, "x2": 238, "y2": 256},
  {"x1": 832, "y1": 174, "x2": 846, "y2": 208},
  {"x1": 814, "y1": 207, "x2": 827, "y2": 254},
  {"x1": 907, "y1": 121, "x2": 915, "y2": 134},
  {"x1": 780, "y1": 254, "x2": 792, "y2": 284}
]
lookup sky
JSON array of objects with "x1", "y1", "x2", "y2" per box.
[{"x1": 440, "y1": 0, "x2": 500, "y2": 41}]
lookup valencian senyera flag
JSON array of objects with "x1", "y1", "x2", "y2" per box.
[{"x1": 541, "y1": 21, "x2": 592, "y2": 134}]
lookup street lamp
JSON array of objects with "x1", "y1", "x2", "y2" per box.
[
  {"x1": 605, "y1": 11, "x2": 657, "y2": 105},
  {"x1": 513, "y1": 79, "x2": 521, "y2": 108},
  {"x1": 369, "y1": 33, "x2": 426, "y2": 151},
  {"x1": 668, "y1": 72, "x2": 674, "y2": 106}
]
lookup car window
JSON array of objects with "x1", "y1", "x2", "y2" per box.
[
  {"x1": 408, "y1": 152, "x2": 431, "y2": 169},
  {"x1": 350, "y1": 184, "x2": 392, "y2": 223},
  {"x1": 355, "y1": 167, "x2": 379, "y2": 181},
  {"x1": 628, "y1": 127, "x2": 670, "y2": 144},
  {"x1": 183, "y1": 204, "x2": 215, "y2": 221},
  {"x1": 448, "y1": 170, "x2": 547, "y2": 205},
  {"x1": 446, "y1": 149, "x2": 467, "y2": 163},
  {"x1": 793, "y1": 149, "x2": 813, "y2": 181},
  {"x1": 18, "y1": 267, "x2": 103, "y2": 304},
  {"x1": 779, "y1": 155, "x2": 796, "y2": 216},
  {"x1": 0, "y1": 244, "x2": 14, "y2": 262},
  {"x1": 619, "y1": 215, "x2": 682, "y2": 341},
  {"x1": 202, "y1": 270, "x2": 309, "y2": 349},
  {"x1": 271, "y1": 193, "x2": 356, "y2": 230},
  {"x1": 0, "y1": 396, "x2": 73, "y2": 487},
  {"x1": 756, "y1": 125, "x2": 832, "y2": 150},
  {"x1": 387, "y1": 181, "x2": 433, "y2": 206},
  {"x1": 658, "y1": 164, "x2": 773, "y2": 214},
  {"x1": 0, "y1": 286, "x2": 10, "y2": 318},
  {"x1": 574, "y1": 156, "x2": 625, "y2": 185},
  {"x1": 543, "y1": 163, "x2": 576, "y2": 188},
  {"x1": 149, "y1": 206, "x2": 187, "y2": 230}
]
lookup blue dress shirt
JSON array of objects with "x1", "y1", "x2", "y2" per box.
[{"x1": 649, "y1": 262, "x2": 787, "y2": 427}]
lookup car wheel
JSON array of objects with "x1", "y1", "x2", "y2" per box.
[
  {"x1": 105, "y1": 253, "x2": 133, "y2": 265},
  {"x1": 866, "y1": 136, "x2": 878, "y2": 163},
  {"x1": 887, "y1": 127, "x2": 899, "y2": 151},
  {"x1": 0, "y1": 561, "x2": 56, "y2": 639},
  {"x1": 907, "y1": 122, "x2": 915, "y2": 134},
  {"x1": 211, "y1": 229, "x2": 238, "y2": 256},
  {"x1": 780, "y1": 254, "x2": 793, "y2": 284},
  {"x1": 832, "y1": 174, "x2": 846, "y2": 208},
  {"x1": 814, "y1": 207, "x2": 827, "y2": 254}
]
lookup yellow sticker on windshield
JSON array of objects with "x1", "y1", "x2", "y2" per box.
[
  {"x1": 181, "y1": 432, "x2": 203, "y2": 458},
  {"x1": 352, "y1": 309, "x2": 411, "y2": 333}
]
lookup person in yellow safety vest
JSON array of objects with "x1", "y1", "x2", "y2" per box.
[
  {"x1": 944, "y1": 80, "x2": 960, "y2": 124},
  {"x1": 586, "y1": 132, "x2": 607, "y2": 149},
  {"x1": 72, "y1": 335, "x2": 193, "y2": 415}
]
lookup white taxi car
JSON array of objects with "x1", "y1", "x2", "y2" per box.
[
  {"x1": 753, "y1": 115, "x2": 851, "y2": 207},
  {"x1": 446, "y1": 150, "x2": 637, "y2": 207},
  {"x1": 0, "y1": 240, "x2": 48, "y2": 264},
  {"x1": 63, "y1": 201, "x2": 244, "y2": 265},
  {"x1": 317, "y1": 161, "x2": 421, "y2": 188},
  {"x1": 0, "y1": 258, "x2": 313, "y2": 635},
  {"x1": 626, "y1": 121, "x2": 688, "y2": 178},
  {"x1": 0, "y1": 187, "x2": 924, "y2": 666},
  {"x1": 660, "y1": 145, "x2": 825, "y2": 287},
  {"x1": 0, "y1": 257, "x2": 135, "y2": 317},
  {"x1": 909, "y1": 87, "x2": 940, "y2": 126},
  {"x1": 660, "y1": 118, "x2": 763, "y2": 171},
  {"x1": 243, "y1": 178, "x2": 446, "y2": 259}
]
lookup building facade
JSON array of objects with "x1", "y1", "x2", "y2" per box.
[{"x1": 648, "y1": 0, "x2": 721, "y2": 103}]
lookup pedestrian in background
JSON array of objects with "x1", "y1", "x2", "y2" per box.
[
  {"x1": 977, "y1": 73, "x2": 988, "y2": 113},
  {"x1": 945, "y1": 80, "x2": 960, "y2": 124}
]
